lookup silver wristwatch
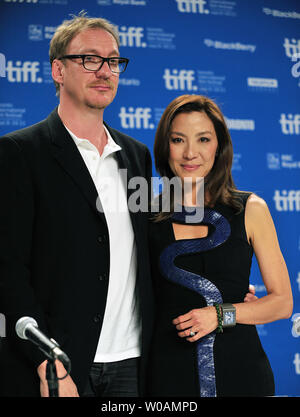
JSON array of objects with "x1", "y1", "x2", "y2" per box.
[{"x1": 221, "y1": 303, "x2": 236, "y2": 327}]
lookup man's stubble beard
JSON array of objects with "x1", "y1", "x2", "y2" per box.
[{"x1": 84, "y1": 86, "x2": 118, "y2": 111}]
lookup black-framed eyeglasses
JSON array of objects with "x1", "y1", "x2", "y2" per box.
[{"x1": 57, "y1": 54, "x2": 129, "y2": 74}]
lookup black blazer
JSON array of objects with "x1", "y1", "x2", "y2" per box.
[{"x1": 0, "y1": 108, "x2": 154, "y2": 396}]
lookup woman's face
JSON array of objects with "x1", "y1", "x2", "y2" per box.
[{"x1": 168, "y1": 111, "x2": 219, "y2": 183}]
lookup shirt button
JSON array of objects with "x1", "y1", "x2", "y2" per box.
[
  {"x1": 97, "y1": 235, "x2": 106, "y2": 243},
  {"x1": 99, "y1": 273, "x2": 108, "y2": 281},
  {"x1": 93, "y1": 314, "x2": 101, "y2": 323}
]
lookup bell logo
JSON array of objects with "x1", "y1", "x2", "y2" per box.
[
  {"x1": 119, "y1": 107, "x2": 155, "y2": 129},
  {"x1": 6, "y1": 60, "x2": 42, "y2": 83},
  {"x1": 163, "y1": 69, "x2": 197, "y2": 91}
]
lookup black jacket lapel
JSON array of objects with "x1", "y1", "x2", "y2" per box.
[{"x1": 47, "y1": 108, "x2": 105, "y2": 222}]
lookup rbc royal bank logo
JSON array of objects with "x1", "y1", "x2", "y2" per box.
[
  {"x1": 2, "y1": 60, "x2": 42, "y2": 83},
  {"x1": 175, "y1": 0, "x2": 209, "y2": 14},
  {"x1": 163, "y1": 69, "x2": 198, "y2": 91},
  {"x1": 119, "y1": 107, "x2": 155, "y2": 129},
  {"x1": 118, "y1": 26, "x2": 146, "y2": 48}
]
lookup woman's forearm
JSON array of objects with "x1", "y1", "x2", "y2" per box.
[{"x1": 233, "y1": 292, "x2": 293, "y2": 325}]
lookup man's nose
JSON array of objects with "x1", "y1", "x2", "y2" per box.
[{"x1": 95, "y1": 61, "x2": 111, "y2": 78}]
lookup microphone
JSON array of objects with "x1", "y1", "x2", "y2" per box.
[{"x1": 15, "y1": 316, "x2": 70, "y2": 367}]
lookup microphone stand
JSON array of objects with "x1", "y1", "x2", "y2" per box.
[
  {"x1": 41, "y1": 339, "x2": 71, "y2": 398},
  {"x1": 46, "y1": 357, "x2": 59, "y2": 397}
]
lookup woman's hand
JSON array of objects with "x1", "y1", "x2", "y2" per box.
[
  {"x1": 172, "y1": 306, "x2": 218, "y2": 342},
  {"x1": 244, "y1": 284, "x2": 257, "y2": 302}
]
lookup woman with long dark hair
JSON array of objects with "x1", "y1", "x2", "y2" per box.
[{"x1": 148, "y1": 94, "x2": 293, "y2": 397}]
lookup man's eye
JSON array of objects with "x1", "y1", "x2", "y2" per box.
[
  {"x1": 86, "y1": 56, "x2": 100, "y2": 63},
  {"x1": 109, "y1": 59, "x2": 119, "y2": 66}
]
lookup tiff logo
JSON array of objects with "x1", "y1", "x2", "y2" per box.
[
  {"x1": 283, "y1": 38, "x2": 300, "y2": 60},
  {"x1": 0, "y1": 53, "x2": 5, "y2": 77},
  {"x1": 294, "y1": 353, "x2": 300, "y2": 375},
  {"x1": 119, "y1": 107, "x2": 155, "y2": 129},
  {"x1": 175, "y1": 0, "x2": 209, "y2": 14},
  {"x1": 279, "y1": 114, "x2": 300, "y2": 135},
  {"x1": 163, "y1": 69, "x2": 197, "y2": 91},
  {"x1": 273, "y1": 190, "x2": 300, "y2": 211},
  {"x1": 118, "y1": 26, "x2": 146, "y2": 48},
  {"x1": 6, "y1": 60, "x2": 42, "y2": 83}
]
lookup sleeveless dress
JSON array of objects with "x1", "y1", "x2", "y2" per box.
[{"x1": 147, "y1": 193, "x2": 275, "y2": 397}]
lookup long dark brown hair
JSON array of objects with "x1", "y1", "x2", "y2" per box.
[{"x1": 153, "y1": 94, "x2": 245, "y2": 221}]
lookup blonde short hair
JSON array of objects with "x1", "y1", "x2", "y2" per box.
[{"x1": 49, "y1": 11, "x2": 120, "y2": 95}]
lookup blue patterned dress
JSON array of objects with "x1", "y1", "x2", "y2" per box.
[{"x1": 147, "y1": 193, "x2": 274, "y2": 397}]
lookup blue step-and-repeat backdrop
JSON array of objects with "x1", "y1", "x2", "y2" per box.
[{"x1": 0, "y1": 0, "x2": 299, "y2": 396}]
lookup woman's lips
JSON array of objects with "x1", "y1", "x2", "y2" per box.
[{"x1": 181, "y1": 164, "x2": 201, "y2": 171}]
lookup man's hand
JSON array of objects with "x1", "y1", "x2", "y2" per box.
[{"x1": 37, "y1": 359, "x2": 79, "y2": 397}]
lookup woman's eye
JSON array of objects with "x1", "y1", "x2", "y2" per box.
[
  {"x1": 200, "y1": 136, "x2": 209, "y2": 142},
  {"x1": 170, "y1": 137, "x2": 183, "y2": 143}
]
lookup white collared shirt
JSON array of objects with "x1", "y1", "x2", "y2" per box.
[{"x1": 65, "y1": 125, "x2": 141, "y2": 362}]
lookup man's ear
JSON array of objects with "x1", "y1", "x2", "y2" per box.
[{"x1": 52, "y1": 59, "x2": 64, "y2": 86}]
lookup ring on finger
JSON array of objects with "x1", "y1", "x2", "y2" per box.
[{"x1": 189, "y1": 330, "x2": 196, "y2": 337}]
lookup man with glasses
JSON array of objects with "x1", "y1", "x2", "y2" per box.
[{"x1": 0, "y1": 13, "x2": 154, "y2": 397}]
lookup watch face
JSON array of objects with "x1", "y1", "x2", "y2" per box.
[{"x1": 224, "y1": 311, "x2": 235, "y2": 324}]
